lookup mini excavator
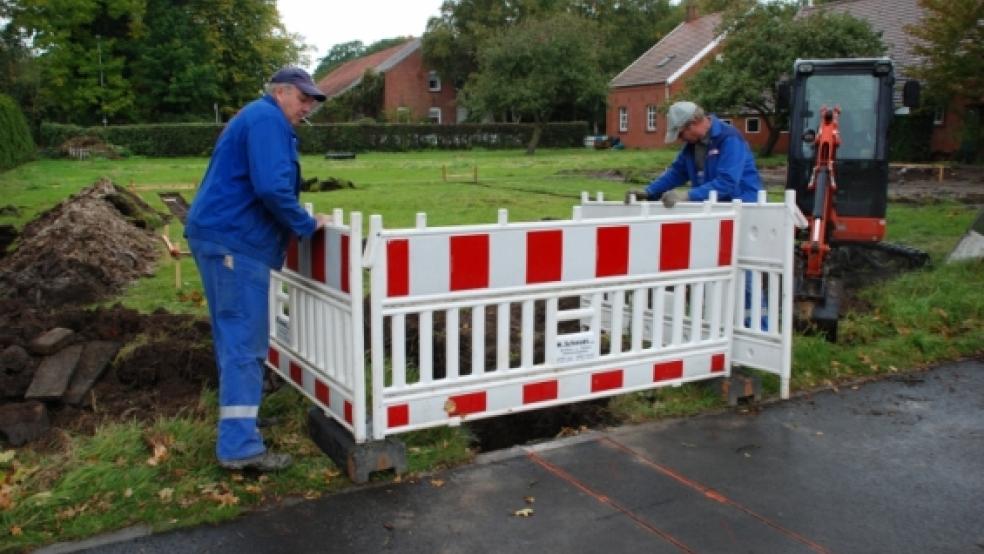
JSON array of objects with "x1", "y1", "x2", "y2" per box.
[{"x1": 779, "y1": 58, "x2": 928, "y2": 340}]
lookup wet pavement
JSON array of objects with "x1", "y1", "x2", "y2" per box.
[{"x1": 60, "y1": 359, "x2": 983, "y2": 554}]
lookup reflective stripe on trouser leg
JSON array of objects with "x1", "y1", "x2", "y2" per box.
[{"x1": 189, "y1": 239, "x2": 270, "y2": 461}]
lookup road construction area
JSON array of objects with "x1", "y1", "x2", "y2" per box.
[{"x1": 60, "y1": 358, "x2": 983, "y2": 554}]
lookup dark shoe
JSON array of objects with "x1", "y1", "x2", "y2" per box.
[{"x1": 219, "y1": 451, "x2": 292, "y2": 471}]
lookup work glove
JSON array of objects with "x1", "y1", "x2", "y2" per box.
[
  {"x1": 661, "y1": 189, "x2": 681, "y2": 208},
  {"x1": 624, "y1": 189, "x2": 649, "y2": 204}
]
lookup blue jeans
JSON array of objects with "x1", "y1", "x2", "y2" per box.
[{"x1": 189, "y1": 238, "x2": 271, "y2": 461}]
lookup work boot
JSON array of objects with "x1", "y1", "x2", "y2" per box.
[{"x1": 219, "y1": 451, "x2": 292, "y2": 471}]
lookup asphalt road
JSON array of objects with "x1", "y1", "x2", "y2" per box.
[{"x1": 53, "y1": 359, "x2": 983, "y2": 554}]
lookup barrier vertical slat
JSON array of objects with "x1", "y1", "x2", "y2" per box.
[
  {"x1": 751, "y1": 271, "x2": 763, "y2": 332},
  {"x1": 671, "y1": 286, "x2": 685, "y2": 345},
  {"x1": 392, "y1": 314, "x2": 406, "y2": 388},
  {"x1": 631, "y1": 287, "x2": 644, "y2": 351},
  {"x1": 369, "y1": 214, "x2": 386, "y2": 441},
  {"x1": 545, "y1": 298, "x2": 558, "y2": 364},
  {"x1": 521, "y1": 300, "x2": 534, "y2": 368},
  {"x1": 735, "y1": 270, "x2": 747, "y2": 329},
  {"x1": 610, "y1": 290, "x2": 624, "y2": 354},
  {"x1": 420, "y1": 310, "x2": 433, "y2": 383},
  {"x1": 590, "y1": 292, "x2": 602, "y2": 357},
  {"x1": 350, "y1": 212, "x2": 365, "y2": 442},
  {"x1": 690, "y1": 282, "x2": 705, "y2": 343},
  {"x1": 472, "y1": 306, "x2": 485, "y2": 373},
  {"x1": 317, "y1": 304, "x2": 327, "y2": 375},
  {"x1": 447, "y1": 308, "x2": 460, "y2": 379},
  {"x1": 781, "y1": 190, "x2": 798, "y2": 399},
  {"x1": 652, "y1": 286, "x2": 665, "y2": 349},
  {"x1": 710, "y1": 280, "x2": 723, "y2": 340},
  {"x1": 768, "y1": 272, "x2": 780, "y2": 334},
  {"x1": 496, "y1": 302, "x2": 509, "y2": 370}
]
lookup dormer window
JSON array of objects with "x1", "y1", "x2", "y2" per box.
[
  {"x1": 428, "y1": 70, "x2": 441, "y2": 92},
  {"x1": 656, "y1": 54, "x2": 676, "y2": 68}
]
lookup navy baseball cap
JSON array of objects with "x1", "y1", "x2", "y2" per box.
[{"x1": 270, "y1": 67, "x2": 326, "y2": 102}]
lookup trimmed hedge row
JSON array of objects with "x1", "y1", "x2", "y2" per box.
[
  {"x1": 0, "y1": 94, "x2": 36, "y2": 170},
  {"x1": 40, "y1": 121, "x2": 589, "y2": 157}
]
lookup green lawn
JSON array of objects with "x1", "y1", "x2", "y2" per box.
[{"x1": 0, "y1": 149, "x2": 980, "y2": 552}]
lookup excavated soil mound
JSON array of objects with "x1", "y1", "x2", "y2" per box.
[{"x1": 0, "y1": 179, "x2": 162, "y2": 307}]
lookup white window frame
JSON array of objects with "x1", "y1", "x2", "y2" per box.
[
  {"x1": 428, "y1": 107, "x2": 442, "y2": 124},
  {"x1": 427, "y1": 71, "x2": 441, "y2": 92},
  {"x1": 933, "y1": 107, "x2": 945, "y2": 126},
  {"x1": 646, "y1": 105, "x2": 657, "y2": 132},
  {"x1": 745, "y1": 117, "x2": 761, "y2": 134},
  {"x1": 618, "y1": 107, "x2": 628, "y2": 132}
]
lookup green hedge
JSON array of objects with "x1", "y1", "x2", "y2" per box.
[
  {"x1": 889, "y1": 112, "x2": 935, "y2": 162},
  {"x1": 0, "y1": 94, "x2": 36, "y2": 170},
  {"x1": 41, "y1": 121, "x2": 588, "y2": 157}
]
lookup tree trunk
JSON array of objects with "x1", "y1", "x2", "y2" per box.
[
  {"x1": 758, "y1": 115, "x2": 782, "y2": 157},
  {"x1": 526, "y1": 122, "x2": 544, "y2": 155}
]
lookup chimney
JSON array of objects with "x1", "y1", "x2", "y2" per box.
[{"x1": 686, "y1": 5, "x2": 698, "y2": 22}]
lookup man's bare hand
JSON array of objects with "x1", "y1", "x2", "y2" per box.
[{"x1": 315, "y1": 213, "x2": 332, "y2": 229}]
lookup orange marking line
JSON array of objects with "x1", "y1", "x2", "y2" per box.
[
  {"x1": 526, "y1": 450, "x2": 696, "y2": 553},
  {"x1": 601, "y1": 436, "x2": 832, "y2": 554}
]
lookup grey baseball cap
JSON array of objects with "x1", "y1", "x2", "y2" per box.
[{"x1": 665, "y1": 101, "x2": 701, "y2": 142}]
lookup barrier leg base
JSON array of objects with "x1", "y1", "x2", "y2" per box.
[
  {"x1": 717, "y1": 368, "x2": 762, "y2": 407},
  {"x1": 307, "y1": 407, "x2": 407, "y2": 484}
]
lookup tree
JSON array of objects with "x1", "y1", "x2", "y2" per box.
[
  {"x1": 687, "y1": 3, "x2": 885, "y2": 155},
  {"x1": 313, "y1": 41, "x2": 365, "y2": 80},
  {"x1": 462, "y1": 12, "x2": 607, "y2": 154},
  {"x1": 906, "y1": 0, "x2": 983, "y2": 161}
]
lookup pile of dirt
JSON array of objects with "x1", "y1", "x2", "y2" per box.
[{"x1": 0, "y1": 179, "x2": 163, "y2": 306}]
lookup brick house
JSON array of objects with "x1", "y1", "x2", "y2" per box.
[{"x1": 316, "y1": 38, "x2": 459, "y2": 124}]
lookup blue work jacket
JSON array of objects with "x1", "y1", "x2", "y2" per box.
[
  {"x1": 644, "y1": 115, "x2": 762, "y2": 202},
  {"x1": 185, "y1": 95, "x2": 317, "y2": 268}
]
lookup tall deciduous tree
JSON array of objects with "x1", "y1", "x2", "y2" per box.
[
  {"x1": 462, "y1": 12, "x2": 607, "y2": 154},
  {"x1": 687, "y1": 3, "x2": 884, "y2": 155}
]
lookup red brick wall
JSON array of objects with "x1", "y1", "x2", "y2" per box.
[
  {"x1": 383, "y1": 49, "x2": 458, "y2": 124},
  {"x1": 930, "y1": 98, "x2": 971, "y2": 158}
]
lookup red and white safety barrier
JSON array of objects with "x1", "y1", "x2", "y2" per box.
[{"x1": 267, "y1": 192, "x2": 804, "y2": 443}]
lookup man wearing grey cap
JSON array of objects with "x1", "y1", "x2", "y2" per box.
[
  {"x1": 626, "y1": 101, "x2": 761, "y2": 206},
  {"x1": 185, "y1": 66, "x2": 330, "y2": 471}
]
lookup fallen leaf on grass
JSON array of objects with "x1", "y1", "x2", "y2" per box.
[
  {"x1": 158, "y1": 488, "x2": 174, "y2": 503},
  {"x1": 303, "y1": 490, "x2": 320, "y2": 500},
  {"x1": 124, "y1": 488, "x2": 133, "y2": 498},
  {"x1": 0, "y1": 485, "x2": 14, "y2": 511},
  {"x1": 0, "y1": 451, "x2": 14, "y2": 464},
  {"x1": 429, "y1": 479, "x2": 445, "y2": 488},
  {"x1": 144, "y1": 433, "x2": 174, "y2": 467},
  {"x1": 211, "y1": 492, "x2": 239, "y2": 507},
  {"x1": 244, "y1": 484, "x2": 263, "y2": 495},
  {"x1": 513, "y1": 508, "x2": 534, "y2": 517},
  {"x1": 9, "y1": 525, "x2": 21, "y2": 536}
]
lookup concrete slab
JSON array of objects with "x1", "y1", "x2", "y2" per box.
[
  {"x1": 64, "y1": 341, "x2": 121, "y2": 406},
  {"x1": 24, "y1": 343, "x2": 83, "y2": 400},
  {"x1": 29, "y1": 327, "x2": 75, "y2": 355}
]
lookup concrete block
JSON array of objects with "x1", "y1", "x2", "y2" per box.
[
  {"x1": 64, "y1": 341, "x2": 121, "y2": 406},
  {"x1": 29, "y1": 327, "x2": 75, "y2": 355},
  {"x1": 307, "y1": 407, "x2": 407, "y2": 484},
  {"x1": 25, "y1": 343, "x2": 84, "y2": 400},
  {"x1": 0, "y1": 401, "x2": 49, "y2": 446}
]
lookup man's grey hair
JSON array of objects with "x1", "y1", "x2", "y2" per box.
[
  {"x1": 688, "y1": 104, "x2": 706, "y2": 124},
  {"x1": 264, "y1": 82, "x2": 295, "y2": 96}
]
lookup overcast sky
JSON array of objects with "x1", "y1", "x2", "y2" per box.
[{"x1": 277, "y1": 0, "x2": 445, "y2": 71}]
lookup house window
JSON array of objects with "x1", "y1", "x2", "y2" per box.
[
  {"x1": 646, "y1": 105, "x2": 658, "y2": 132},
  {"x1": 428, "y1": 107, "x2": 442, "y2": 124},
  {"x1": 396, "y1": 107, "x2": 411, "y2": 123},
  {"x1": 745, "y1": 117, "x2": 761, "y2": 134},
  {"x1": 618, "y1": 107, "x2": 628, "y2": 132},
  {"x1": 933, "y1": 107, "x2": 945, "y2": 126},
  {"x1": 428, "y1": 71, "x2": 441, "y2": 92},
  {"x1": 720, "y1": 118, "x2": 733, "y2": 127}
]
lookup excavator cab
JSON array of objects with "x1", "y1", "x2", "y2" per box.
[{"x1": 779, "y1": 58, "x2": 925, "y2": 340}]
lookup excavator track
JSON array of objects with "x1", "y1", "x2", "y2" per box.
[{"x1": 825, "y1": 241, "x2": 931, "y2": 280}]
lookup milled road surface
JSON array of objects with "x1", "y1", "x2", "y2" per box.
[{"x1": 63, "y1": 359, "x2": 983, "y2": 554}]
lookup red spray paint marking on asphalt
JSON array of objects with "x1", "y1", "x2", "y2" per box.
[
  {"x1": 601, "y1": 436, "x2": 833, "y2": 554},
  {"x1": 526, "y1": 450, "x2": 696, "y2": 553}
]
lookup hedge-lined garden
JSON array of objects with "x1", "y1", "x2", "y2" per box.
[
  {"x1": 40, "y1": 121, "x2": 589, "y2": 157},
  {"x1": 0, "y1": 94, "x2": 35, "y2": 170}
]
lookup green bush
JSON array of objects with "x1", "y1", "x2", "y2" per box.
[
  {"x1": 0, "y1": 94, "x2": 36, "y2": 170},
  {"x1": 889, "y1": 112, "x2": 934, "y2": 162},
  {"x1": 40, "y1": 121, "x2": 588, "y2": 157}
]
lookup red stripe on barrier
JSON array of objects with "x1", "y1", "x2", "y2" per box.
[
  {"x1": 286, "y1": 236, "x2": 299, "y2": 271},
  {"x1": 450, "y1": 234, "x2": 489, "y2": 290},
  {"x1": 311, "y1": 229, "x2": 326, "y2": 282},
  {"x1": 718, "y1": 219, "x2": 734, "y2": 266},
  {"x1": 344, "y1": 401, "x2": 353, "y2": 425},
  {"x1": 289, "y1": 361, "x2": 302, "y2": 385},
  {"x1": 653, "y1": 360, "x2": 684, "y2": 381},
  {"x1": 591, "y1": 369, "x2": 624, "y2": 392},
  {"x1": 315, "y1": 379, "x2": 329, "y2": 404},
  {"x1": 526, "y1": 229, "x2": 563, "y2": 284},
  {"x1": 523, "y1": 380, "x2": 559, "y2": 404},
  {"x1": 267, "y1": 347, "x2": 280, "y2": 369},
  {"x1": 711, "y1": 353, "x2": 726, "y2": 373},
  {"x1": 660, "y1": 222, "x2": 691, "y2": 271},
  {"x1": 448, "y1": 391, "x2": 487, "y2": 416},
  {"x1": 388, "y1": 404, "x2": 409, "y2": 428},
  {"x1": 596, "y1": 226, "x2": 630, "y2": 277},
  {"x1": 341, "y1": 234, "x2": 350, "y2": 292},
  {"x1": 387, "y1": 239, "x2": 409, "y2": 297}
]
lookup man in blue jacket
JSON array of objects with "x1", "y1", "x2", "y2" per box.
[
  {"x1": 626, "y1": 101, "x2": 762, "y2": 206},
  {"x1": 185, "y1": 67, "x2": 330, "y2": 471}
]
